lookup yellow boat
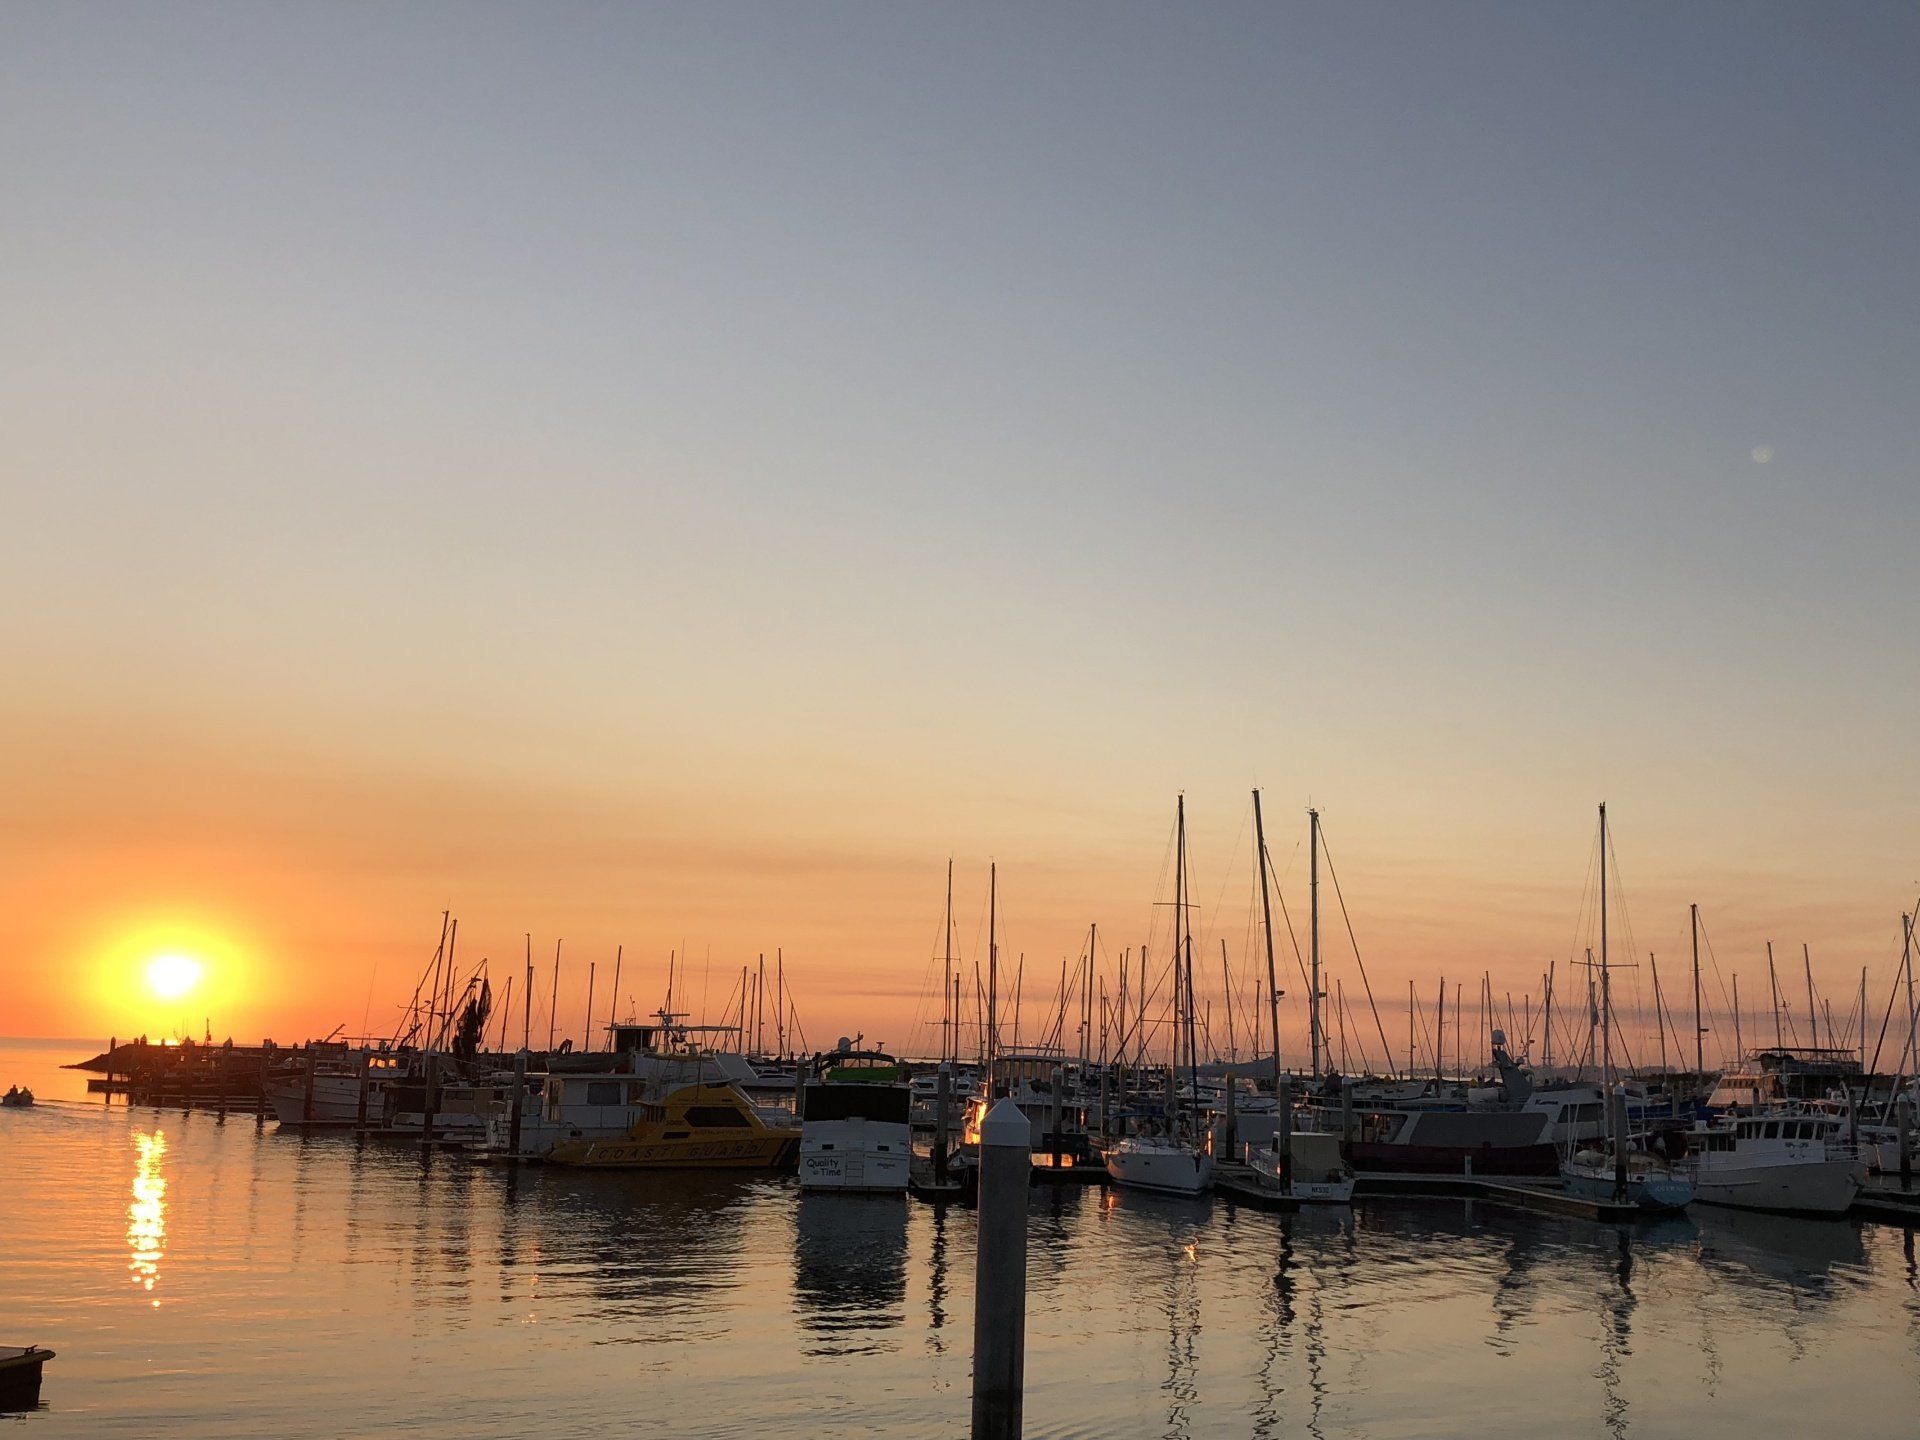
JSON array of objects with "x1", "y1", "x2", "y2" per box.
[{"x1": 546, "y1": 1081, "x2": 799, "y2": 1169}]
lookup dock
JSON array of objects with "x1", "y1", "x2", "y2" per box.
[
  {"x1": 1854, "y1": 1181, "x2": 1920, "y2": 1226},
  {"x1": 1211, "y1": 1162, "x2": 1301, "y2": 1212},
  {"x1": 1212, "y1": 1165, "x2": 1643, "y2": 1222}
]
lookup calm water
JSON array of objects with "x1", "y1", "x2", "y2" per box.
[{"x1": 4, "y1": 1037, "x2": 1919, "y2": 1437}]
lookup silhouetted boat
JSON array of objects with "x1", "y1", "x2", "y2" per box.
[{"x1": 0, "y1": 1346, "x2": 53, "y2": 1412}]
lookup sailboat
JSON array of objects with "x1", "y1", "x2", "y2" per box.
[
  {"x1": 1559, "y1": 804, "x2": 1694, "y2": 1212},
  {"x1": 1106, "y1": 796, "x2": 1215, "y2": 1197}
]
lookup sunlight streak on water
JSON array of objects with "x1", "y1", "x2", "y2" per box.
[{"x1": 126, "y1": 1129, "x2": 167, "y2": 1303}]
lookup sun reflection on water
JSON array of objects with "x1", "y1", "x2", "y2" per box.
[{"x1": 128, "y1": 1129, "x2": 168, "y2": 1304}]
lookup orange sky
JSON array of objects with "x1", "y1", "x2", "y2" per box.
[{"x1": 6, "y1": 697, "x2": 1914, "y2": 1071}]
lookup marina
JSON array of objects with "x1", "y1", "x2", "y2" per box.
[
  {"x1": 8, "y1": 7, "x2": 1920, "y2": 1436},
  {"x1": 9, "y1": 1036, "x2": 1920, "y2": 1438}
]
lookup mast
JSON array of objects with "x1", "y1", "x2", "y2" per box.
[
  {"x1": 1309, "y1": 807, "x2": 1322, "y2": 1077},
  {"x1": 1253, "y1": 789, "x2": 1282, "y2": 1089},
  {"x1": 522, "y1": 933, "x2": 532, "y2": 1051},
  {"x1": 585, "y1": 959, "x2": 596, "y2": 1053},
  {"x1": 1732, "y1": 973, "x2": 1743, "y2": 1062},
  {"x1": 1803, "y1": 944, "x2": 1818, "y2": 1052},
  {"x1": 1221, "y1": 939, "x2": 1235, "y2": 1066},
  {"x1": 1896, "y1": 917, "x2": 1912, "y2": 1075},
  {"x1": 1691, "y1": 904, "x2": 1703, "y2": 1074},
  {"x1": 1650, "y1": 953, "x2": 1665, "y2": 1072},
  {"x1": 609, "y1": 945, "x2": 623, "y2": 1045},
  {"x1": 1598, "y1": 801, "x2": 1608, "y2": 1077},
  {"x1": 548, "y1": 940, "x2": 561, "y2": 1052},
  {"x1": 1543, "y1": 961, "x2": 1555, "y2": 1069},
  {"x1": 987, "y1": 863, "x2": 999, "y2": 1086},
  {"x1": 936, "y1": 864, "x2": 952, "y2": 1067},
  {"x1": 1767, "y1": 941, "x2": 1783, "y2": 1049},
  {"x1": 1177, "y1": 795, "x2": 1199, "y2": 1123}
]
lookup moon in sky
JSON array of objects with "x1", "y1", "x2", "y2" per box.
[
  {"x1": 1751, "y1": 444, "x2": 1774, "y2": 464},
  {"x1": 146, "y1": 953, "x2": 204, "y2": 1001}
]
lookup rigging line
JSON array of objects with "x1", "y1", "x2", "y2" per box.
[{"x1": 1315, "y1": 827, "x2": 1399, "y2": 1079}]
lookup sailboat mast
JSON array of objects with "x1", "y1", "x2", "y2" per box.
[
  {"x1": 1253, "y1": 789, "x2": 1282, "y2": 1089},
  {"x1": 1177, "y1": 795, "x2": 1199, "y2": 1117},
  {"x1": 1598, "y1": 801, "x2": 1608, "y2": 1077},
  {"x1": 1804, "y1": 944, "x2": 1818, "y2": 1051},
  {"x1": 1309, "y1": 807, "x2": 1322, "y2": 1077},
  {"x1": 522, "y1": 933, "x2": 532, "y2": 1051},
  {"x1": 943, "y1": 860, "x2": 954, "y2": 1065},
  {"x1": 1691, "y1": 904, "x2": 1703, "y2": 1074},
  {"x1": 608, "y1": 945, "x2": 623, "y2": 1048},
  {"x1": 1650, "y1": 953, "x2": 1664, "y2": 1072},
  {"x1": 987, "y1": 863, "x2": 999, "y2": 1087},
  {"x1": 1767, "y1": 941, "x2": 1783, "y2": 1049},
  {"x1": 1732, "y1": 973, "x2": 1743, "y2": 1062}
]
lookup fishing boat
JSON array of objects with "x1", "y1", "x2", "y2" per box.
[
  {"x1": 1106, "y1": 796, "x2": 1214, "y2": 1197},
  {"x1": 798, "y1": 1049, "x2": 912, "y2": 1192},
  {"x1": 267, "y1": 1048, "x2": 405, "y2": 1126},
  {"x1": 1683, "y1": 1110, "x2": 1864, "y2": 1215},
  {"x1": 546, "y1": 1080, "x2": 800, "y2": 1169}
]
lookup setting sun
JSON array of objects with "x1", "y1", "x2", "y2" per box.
[{"x1": 146, "y1": 953, "x2": 204, "y2": 1002}]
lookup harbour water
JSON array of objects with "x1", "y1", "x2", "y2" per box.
[{"x1": 4, "y1": 1038, "x2": 1919, "y2": 1438}]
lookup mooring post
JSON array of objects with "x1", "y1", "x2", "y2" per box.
[
  {"x1": 107, "y1": 1035, "x2": 117, "y2": 1105},
  {"x1": 301, "y1": 1042, "x2": 316, "y2": 1125},
  {"x1": 972, "y1": 1097, "x2": 1030, "y2": 1440},
  {"x1": 216, "y1": 1046, "x2": 228, "y2": 1120},
  {"x1": 1222, "y1": 1073, "x2": 1237, "y2": 1162},
  {"x1": 508, "y1": 1051, "x2": 528, "y2": 1160},
  {"x1": 1277, "y1": 1073, "x2": 1294, "y2": 1194},
  {"x1": 1097, "y1": 1062, "x2": 1110, "y2": 1151},
  {"x1": 1610, "y1": 1085, "x2": 1630, "y2": 1203},
  {"x1": 1048, "y1": 1066, "x2": 1064, "y2": 1169},
  {"x1": 356, "y1": 1051, "x2": 372, "y2": 1132},
  {"x1": 933, "y1": 1063, "x2": 952, "y2": 1183},
  {"x1": 257, "y1": 1040, "x2": 273, "y2": 1127},
  {"x1": 1339, "y1": 1076, "x2": 1354, "y2": 1144},
  {"x1": 1899, "y1": 1096, "x2": 1913, "y2": 1194}
]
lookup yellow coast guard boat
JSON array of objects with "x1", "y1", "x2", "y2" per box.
[{"x1": 546, "y1": 1082, "x2": 799, "y2": 1169}]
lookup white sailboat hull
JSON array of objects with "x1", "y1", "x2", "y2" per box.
[
  {"x1": 268, "y1": 1075, "x2": 380, "y2": 1127},
  {"x1": 1689, "y1": 1155, "x2": 1863, "y2": 1216},
  {"x1": 1105, "y1": 1139, "x2": 1214, "y2": 1195}
]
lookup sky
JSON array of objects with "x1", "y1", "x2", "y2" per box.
[{"x1": 3, "y1": 4, "x2": 1917, "y2": 1068}]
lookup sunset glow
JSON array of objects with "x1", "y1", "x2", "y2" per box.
[{"x1": 145, "y1": 954, "x2": 204, "y2": 1002}]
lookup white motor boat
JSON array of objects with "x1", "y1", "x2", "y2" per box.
[
  {"x1": 1247, "y1": 1130, "x2": 1355, "y2": 1203},
  {"x1": 798, "y1": 1052, "x2": 912, "y2": 1193},
  {"x1": 1684, "y1": 1111, "x2": 1864, "y2": 1216},
  {"x1": 1105, "y1": 1134, "x2": 1214, "y2": 1195}
]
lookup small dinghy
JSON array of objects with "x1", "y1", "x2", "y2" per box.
[
  {"x1": 1, "y1": 1087, "x2": 34, "y2": 1108},
  {"x1": 0, "y1": 1346, "x2": 55, "y2": 1412}
]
